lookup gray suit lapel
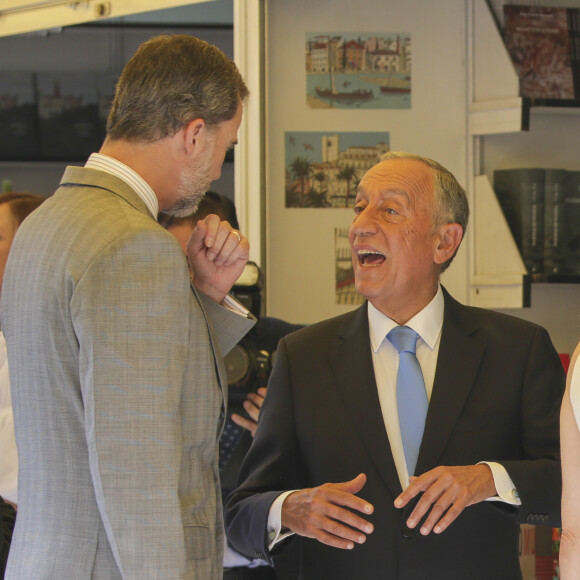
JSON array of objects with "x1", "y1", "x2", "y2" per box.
[
  {"x1": 194, "y1": 289, "x2": 255, "y2": 431},
  {"x1": 415, "y1": 289, "x2": 485, "y2": 474},
  {"x1": 330, "y1": 304, "x2": 402, "y2": 498},
  {"x1": 191, "y1": 287, "x2": 229, "y2": 407}
]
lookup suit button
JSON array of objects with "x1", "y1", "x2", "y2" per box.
[{"x1": 402, "y1": 525, "x2": 415, "y2": 538}]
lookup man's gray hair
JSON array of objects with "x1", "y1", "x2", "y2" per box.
[
  {"x1": 107, "y1": 34, "x2": 249, "y2": 142},
  {"x1": 380, "y1": 151, "x2": 469, "y2": 272}
]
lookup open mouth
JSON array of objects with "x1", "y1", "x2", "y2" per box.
[{"x1": 357, "y1": 249, "x2": 386, "y2": 266}]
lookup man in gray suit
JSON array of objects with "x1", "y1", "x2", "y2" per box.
[{"x1": 0, "y1": 34, "x2": 254, "y2": 579}]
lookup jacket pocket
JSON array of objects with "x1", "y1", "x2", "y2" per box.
[{"x1": 184, "y1": 524, "x2": 211, "y2": 561}]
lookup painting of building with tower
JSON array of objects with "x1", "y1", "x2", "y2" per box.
[{"x1": 285, "y1": 131, "x2": 390, "y2": 208}]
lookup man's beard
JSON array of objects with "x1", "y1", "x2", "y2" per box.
[{"x1": 164, "y1": 150, "x2": 213, "y2": 218}]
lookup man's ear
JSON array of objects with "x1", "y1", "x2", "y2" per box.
[
  {"x1": 183, "y1": 118, "x2": 206, "y2": 156},
  {"x1": 434, "y1": 223, "x2": 463, "y2": 265}
]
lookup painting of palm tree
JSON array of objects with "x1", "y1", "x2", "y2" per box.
[
  {"x1": 336, "y1": 165, "x2": 358, "y2": 207},
  {"x1": 286, "y1": 156, "x2": 312, "y2": 207},
  {"x1": 311, "y1": 171, "x2": 330, "y2": 207},
  {"x1": 285, "y1": 131, "x2": 390, "y2": 208}
]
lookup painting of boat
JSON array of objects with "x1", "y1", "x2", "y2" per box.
[
  {"x1": 380, "y1": 84, "x2": 410, "y2": 94},
  {"x1": 315, "y1": 64, "x2": 373, "y2": 105},
  {"x1": 379, "y1": 75, "x2": 410, "y2": 94},
  {"x1": 315, "y1": 86, "x2": 373, "y2": 102},
  {"x1": 306, "y1": 32, "x2": 412, "y2": 109}
]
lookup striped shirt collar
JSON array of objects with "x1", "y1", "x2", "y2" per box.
[{"x1": 85, "y1": 152, "x2": 159, "y2": 219}]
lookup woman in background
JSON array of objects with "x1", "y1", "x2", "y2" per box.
[
  {"x1": 0, "y1": 192, "x2": 45, "y2": 578},
  {"x1": 560, "y1": 340, "x2": 580, "y2": 580}
]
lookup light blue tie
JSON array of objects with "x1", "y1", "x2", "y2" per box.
[{"x1": 387, "y1": 326, "x2": 428, "y2": 476}]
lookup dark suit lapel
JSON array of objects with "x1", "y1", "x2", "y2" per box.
[
  {"x1": 415, "y1": 289, "x2": 485, "y2": 474},
  {"x1": 329, "y1": 304, "x2": 402, "y2": 498}
]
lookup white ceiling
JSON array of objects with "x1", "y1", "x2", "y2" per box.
[{"x1": 0, "y1": 0, "x2": 233, "y2": 37}]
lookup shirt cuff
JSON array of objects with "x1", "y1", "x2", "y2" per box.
[
  {"x1": 479, "y1": 461, "x2": 521, "y2": 506},
  {"x1": 223, "y1": 294, "x2": 251, "y2": 317},
  {"x1": 267, "y1": 491, "x2": 296, "y2": 550},
  {"x1": 223, "y1": 535, "x2": 268, "y2": 569}
]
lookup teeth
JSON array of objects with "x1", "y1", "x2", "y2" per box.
[{"x1": 357, "y1": 250, "x2": 384, "y2": 256}]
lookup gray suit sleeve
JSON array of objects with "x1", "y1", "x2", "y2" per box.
[{"x1": 198, "y1": 291, "x2": 255, "y2": 356}]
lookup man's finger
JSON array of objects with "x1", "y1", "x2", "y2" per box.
[
  {"x1": 430, "y1": 497, "x2": 467, "y2": 534},
  {"x1": 231, "y1": 413, "x2": 258, "y2": 436},
  {"x1": 398, "y1": 465, "x2": 497, "y2": 535},
  {"x1": 186, "y1": 219, "x2": 208, "y2": 257},
  {"x1": 200, "y1": 214, "x2": 222, "y2": 248},
  {"x1": 282, "y1": 487, "x2": 373, "y2": 548},
  {"x1": 394, "y1": 470, "x2": 437, "y2": 509},
  {"x1": 405, "y1": 480, "x2": 447, "y2": 528},
  {"x1": 415, "y1": 487, "x2": 458, "y2": 534},
  {"x1": 281, "y1": 474, "x2": 375, "y2": 549},
  {"x1": 242, "y1": 399, "x2": 260, "y2": 422}
]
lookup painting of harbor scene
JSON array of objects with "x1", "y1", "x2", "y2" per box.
[
  {"x1": 306, "y1": 32, "x2": 411, "y2": 109},
  {"x1": 285, "y1": 131, "x2": 390, "y2": 208}
]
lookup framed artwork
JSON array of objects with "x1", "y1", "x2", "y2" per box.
[
  {"x1": 306, "y1": 32, "x2": 411, "y2": 109},
  {"x1": 335, "y1": 227, "x2": 364, "y2": 305},
  {"x1": 285, "y1": 131, "x2": 390, "y2": 208}
]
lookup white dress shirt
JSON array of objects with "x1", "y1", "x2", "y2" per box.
[
  {"x1": 85, "y1": 152, "x2": 159, "y2": 218},
  {"x1": 267, "y1": 286, "x2": 520, "y2": 549},
  {"x1": 368, "y1": 286, "x2": 442, "y2": 489}
]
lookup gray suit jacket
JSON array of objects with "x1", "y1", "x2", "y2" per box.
[{"x1": 1, "y1": 166, "x2": 254, "y2": 579}]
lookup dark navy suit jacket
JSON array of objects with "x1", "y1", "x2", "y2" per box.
[{"x1": 225, "y1": 288, "x2": 565, "y2": 580}]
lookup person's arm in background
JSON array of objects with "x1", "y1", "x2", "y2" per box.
[
  {"x1": 231, "y1": 318, "x2": 305, "y2": 435},
  {"x1": 231, "y1": 388, "x2": 266, "y2": 436},
  {"x1": 560, "y1": 343, "x2": 580, "y2": 580}
]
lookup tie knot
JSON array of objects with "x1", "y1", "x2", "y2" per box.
[{"x1": 387, "y1": 326, "x2": 419, "y2": 355}]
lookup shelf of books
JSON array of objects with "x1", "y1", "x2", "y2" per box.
[
  {"x1": 470, "y1": 174, "x2": 529, "y2": 308},
  {"x1": 470, "y1": 2, "x2": 580, "y2": 134},
  {"x1": 468, "y1": 1, "x2": 580, "y2": 310},
  {"x1": 503, "y1": 4, "x2": 580, "y2": 111}
]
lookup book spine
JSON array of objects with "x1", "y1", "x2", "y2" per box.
[
  {"x1": 520, "y1": 170, "x2": 545, "y2": 274},
  {"x1": 543, "y1": 169, "x2": 567, "y2": 274},
  {"x1": 494, "y1": 169, "x2": 544, "y2": 274},
  {"x1": 493, "y1": 169, "x2": 522, "y2": 251},
  {"x1": 562, "y1": 172, "x2": 580, "y2": 274}
]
